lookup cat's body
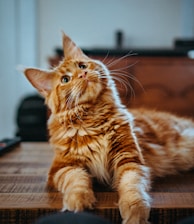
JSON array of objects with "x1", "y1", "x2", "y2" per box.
[
  {"x1": 24, "y1": 33, "x2": 194, "y2": 224},
  {"x1": 131, "y1": 109, "x2": 194, "y2": 177}
]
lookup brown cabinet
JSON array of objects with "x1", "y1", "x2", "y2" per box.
[
  {"x1": 90, "y1": 55, "x2": 194, "y2": 118},
  {"x1": 48, "y1": 52, "x2": 194, "y2": 118}
]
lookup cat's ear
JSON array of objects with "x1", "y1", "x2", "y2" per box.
[
  {"x1": 62, "y1": 32, "x2": 89, "y2": 60},
  {"x1": 24, "y1": 68, "x2": 53, "y2": 97}
]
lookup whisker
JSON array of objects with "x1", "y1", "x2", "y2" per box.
[
  {"x1": 111, "y1": 75, "x2": 136, "y2": 99},
  {"x1": 110, "y1": 60, "x2": 139, "y2": 72},
  {"x1": 66, "y1": 93, "x2": 74, "y2": 109},
  {"x1": 106, "y1": 52, "x2": 137, "y2": 68},
  {"x1": 74, "y1": 95, "x2": 83, "y2": 121},
  {"x1": 110, "y1": 65, "x2": 144, "y2": 94},
  {"x1": 103, "y1": 56, "x2": 117, "y2": 68},
  {"x1": 101, "y1": 51, "x2": 110, "y2": 64},
  {"x1": 67, "y1": 81, "x2": 86, "y2": 122}
]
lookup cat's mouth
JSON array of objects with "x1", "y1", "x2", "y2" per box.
[
  {"x1": 82, "y1": 73, "x2": 98, "y2": 82},
  {"x1": 81, "y1": 75, "x2": 99, "y2": 87}
]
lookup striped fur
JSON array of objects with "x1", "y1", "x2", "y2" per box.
[{"x1": 24, "y1": 33, "x2": 194, "y2": 224}]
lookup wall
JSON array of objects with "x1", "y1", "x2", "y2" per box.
[
  {"x1": 0, "y1": 0, "x2": 37, "y2": 139},
  {"x1": 38, "y1": 0, "x2": 194, "y2": 68},
  {"x1": 0, "y1": 0, "x2": 193, "y2": 139}
]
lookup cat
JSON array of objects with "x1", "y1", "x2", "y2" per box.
[{"x1": 23, "y1": 32, "x2": 194, "y2": 224}]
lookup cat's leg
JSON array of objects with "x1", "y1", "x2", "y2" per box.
[
  {"x1": 50, "y1": 165, "x2": 96, "y2": 212},
  {"x1": 115, "y1": 165, "x2": 151, "y2": 224}
]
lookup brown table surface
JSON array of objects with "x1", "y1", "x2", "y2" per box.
[{"x1": 0, "y1": 142, "x2": 194, "y2": 224}]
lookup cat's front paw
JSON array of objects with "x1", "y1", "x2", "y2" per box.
[
  {"x1": 61, "y1": 188, "x2": 96, "y2": 212},
  {"x1": 119, "y1": 197, "x2": 150, "y2": 224}
]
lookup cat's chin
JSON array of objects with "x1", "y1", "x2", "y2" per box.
[
  {"x1": 67, "y1": 92, "x2": 101, "y2": 111},
  {"x1": 78, "y1": 82, "x2": 103, "y2": 104}
]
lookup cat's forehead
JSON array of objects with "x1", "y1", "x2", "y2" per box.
[{"x1": 57, "y1": 58, "x2": 104, "y2": 71}]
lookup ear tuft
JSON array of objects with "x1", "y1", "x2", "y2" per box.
[{"x1": 62, "y1": 32, "x2": 88, "y2": 60}]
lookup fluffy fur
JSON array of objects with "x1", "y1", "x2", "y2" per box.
[{"x1": 23, "y1": 33, "x2": 194, "y2": 224}]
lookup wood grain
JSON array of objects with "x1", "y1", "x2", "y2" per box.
[{"x1": 0, "y1": 142, "x2": 194, "y2": 224}]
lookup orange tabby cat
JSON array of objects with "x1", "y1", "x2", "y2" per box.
[{"x1": 23, "y1": 33, "x2": 194, "y2": 224}]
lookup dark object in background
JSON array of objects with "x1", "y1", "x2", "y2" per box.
[
  {"x1": 16, "y1": 94, "x2": 48, "y2": 141},
  {"x1": 48, "y1": 48, "x2": 64, "y2": 68},
  {"x1": 115, "y1": 30, "x2": 124, "y2": 49},
  {"x1": 174, "y1": 38, "x2": 194, "y2": 49},
  {"x1": 177, "y1": 216, "x2": 194, "y2": 224},
  {"x1": 0, "y1": 137, "x2": 21, "y2": 155},
  {"x1": 35, "y1": 212, "x2": 112, "y2": 224}
]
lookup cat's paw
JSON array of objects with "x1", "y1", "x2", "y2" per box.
[
  {"x1": 119, "y1": 197, "x2": 150, "y2": 224},
  {"x1": 61, "y1": 188, "x2": 96, "y2": 212},
  {"x1": 46, "y1": 175, "x2": 55, "y2": 190}
]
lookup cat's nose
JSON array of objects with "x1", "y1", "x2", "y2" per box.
[{"x1": 78, "y1": 71, "x2": 87, "y2": 78}]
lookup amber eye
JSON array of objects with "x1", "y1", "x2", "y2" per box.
[
  {"x1": 78, "y1": 62, "x2": 87, "y2": 69},
  {"x1": 61, "y1": 75, "x2": 71, "y2": 83}
]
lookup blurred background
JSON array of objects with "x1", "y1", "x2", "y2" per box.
[{"x1": 0, "y1": 0, "x2": 194, "y2": 139}]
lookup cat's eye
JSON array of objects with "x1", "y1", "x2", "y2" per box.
[
  {"x1": 61, "y1": 75, "x2": 71, "y2": 83},
  {"x1": 78, "y1": 62, "x2": 87, "y2": 69}
]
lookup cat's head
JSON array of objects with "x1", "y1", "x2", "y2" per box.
[{"x1": 24, "y1": 33, "x2": 116, "y2": 114}]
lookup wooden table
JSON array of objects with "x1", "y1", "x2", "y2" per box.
[{"x1": 0, "y1": 142, "x2": 194, "y2": 224}]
